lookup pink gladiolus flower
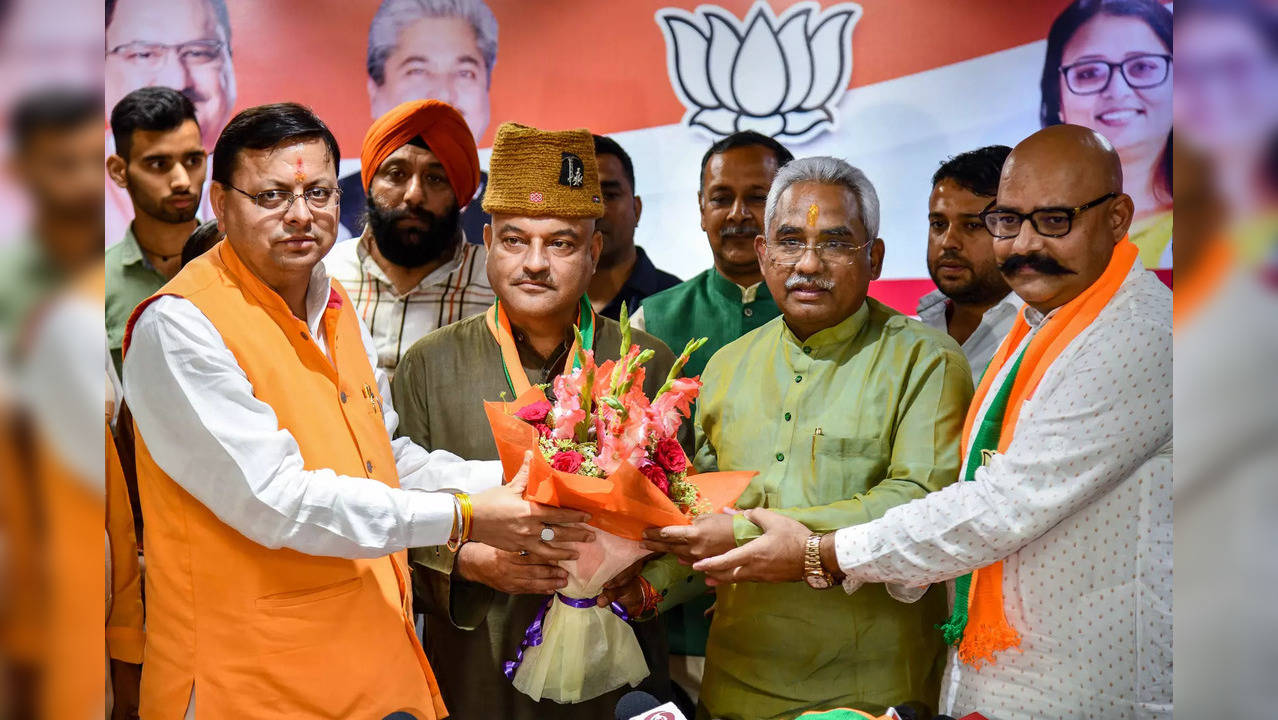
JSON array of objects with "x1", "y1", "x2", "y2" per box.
[{"x1": 647, "y1": 377, "x2": 701, "y2": 440}]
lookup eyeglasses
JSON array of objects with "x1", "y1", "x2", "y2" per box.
[
  {"x1": 106, "y1": 40, "x2": 227, "y2": 69},
  {"x1": 1060, "y1": 54, "x2": 1171, "y2": 95},
  {"x1": 226, "y1": 184, "x2": 341, "y2": 213},
  {"x1": 980, "y1": 192, "x2": 1117, "y2": 239},
  {"x1": 765, "y1": 237, "x2": 872, "y2": 266}
]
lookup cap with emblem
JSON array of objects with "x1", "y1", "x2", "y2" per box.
[{"x1": 482, "y1": 122, "x2": 603, "y2": 219}]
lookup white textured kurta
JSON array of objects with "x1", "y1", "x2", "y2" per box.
[{"x1": 834, "y1": 263, "x2": 1172, "y2": 719}]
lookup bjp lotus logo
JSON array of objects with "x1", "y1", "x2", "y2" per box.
[{"x1": 657, "y1": 1, "x2": 862, "y2": 143}]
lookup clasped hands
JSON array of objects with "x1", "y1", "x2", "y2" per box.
[
  {"x1": 460, "y1": 451, "x2": 595, "y2": 594},
  {"x1": 599, "y1": 508, "x2": 845, "y2": 615}
]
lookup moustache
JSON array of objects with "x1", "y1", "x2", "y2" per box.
[
  {"x1": 998, "y1": 253, "x2": 1075, "y2": 276},
  {"x1": 512, "y1": 274, "x2": 557, "y2": 289},
  {"x1": 935, "y1": 250, "x2": 971, "y2": 268},
  {"x1": 720, "y1": 223, "x2": 761, "y2": 238},
  {"x1": 784, "y1": 273, "x2": 836, "y2": 290}
]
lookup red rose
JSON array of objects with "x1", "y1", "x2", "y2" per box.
[
  {"x1": 535, "y1": 423, "x2": 553, "y2": 439},
  {"x1": 654, "y1": 438, "x2": 687, "y2": 474},
  {"x1": 550, "y1": 450, "x2": 585, "y2": 473},
  {"x1": 515, "y1": 400, "x2": 553, "y2": 423},
  {"x1": 638, "y1": 459, "x2": 669, "y2": 495}
]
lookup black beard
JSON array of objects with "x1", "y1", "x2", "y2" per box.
[
  {"x1": 928, "y1": 252, "x2": 1011, "y2": 306},
  {"x1": 365, "y1": 196, "x2": 461, "y2": 268}
]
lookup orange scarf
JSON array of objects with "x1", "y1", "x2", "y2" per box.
[
  {"x1": 483, "y1": 297, "x2": 594, "y2": 398},
  {"x1": 953, "y1": 238, "x2": 1138, "y2": 667}
]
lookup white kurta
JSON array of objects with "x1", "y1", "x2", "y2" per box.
[
  {"x1": 123, "y1": 260, "x2": 503, "y2": 560},
  {"x1": 834, "y1": 263, "x2": 1172, "y2": 719}
]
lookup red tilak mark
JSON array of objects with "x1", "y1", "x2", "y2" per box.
[{"x1": 294, "y1": 157, "x2": 306, "y2": 184}]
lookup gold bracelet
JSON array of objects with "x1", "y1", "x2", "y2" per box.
[
  {"x1": 457, "y1": 493, "x2": 474, "y2": 544},
  {"x1": 446, "y1": 495, "x2": 464, "y2": 552}
]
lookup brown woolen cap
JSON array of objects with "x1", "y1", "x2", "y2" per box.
[{"x1": 482, "y1": 122, "x2": 603, "y2": 219}]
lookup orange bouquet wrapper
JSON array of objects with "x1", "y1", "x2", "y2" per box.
[{"x1": 485, "y1": 388, "x2": 754, "y2": 540}]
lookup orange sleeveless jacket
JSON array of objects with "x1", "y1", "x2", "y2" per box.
[{"x1": 124, "y1": 241, "x2": 446, "y2": 719}]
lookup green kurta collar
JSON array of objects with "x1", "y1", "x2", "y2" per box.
[
  {"x1": 779, "y1": 300, "x2": 870, "y2": 355},
  {"x1": 706, "y1": 266, "x2": 769, "y2": 304}
]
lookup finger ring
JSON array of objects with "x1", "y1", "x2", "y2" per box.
[{"x1": 540, "y1": 526, "x2": 556, "y2": 543}]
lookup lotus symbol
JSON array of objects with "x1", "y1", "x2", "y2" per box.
[{"x1": 657, "y1": 1, "x2": 862, "y2": 143}]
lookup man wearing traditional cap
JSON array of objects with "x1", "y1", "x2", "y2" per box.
[
  {"x1": 392, "y1": 122, "x2": 682, "y2": 718},
  {"x1": 324, "y1": 99, "x2": 494, "y2": 379},
  {"x1": 121, "y1": 104, "x2": 593, "y2": 718}
]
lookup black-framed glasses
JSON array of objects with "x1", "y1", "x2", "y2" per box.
[
  {"x1": 1060, "y1": 53, "x2": 1171, "y2": 95},
  {"x1": 226, "y1": 183, "x2": 341, "y2": 212},
  {"x1": 980, "y1": 192, "x2": 1117, "y2": 239},
  {"x1": 765, "y1": 237, "x2": 873, "y2": 266},
  {"x1": 106, "y1": 40, "x2": 226, "y2": 69}
]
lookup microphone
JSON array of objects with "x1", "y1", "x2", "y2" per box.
[{"x1": 614, "y1": 690, "x2": 690, "y2": 720}]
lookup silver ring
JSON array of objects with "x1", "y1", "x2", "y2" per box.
[{"x1": 540, "y1": 526, "x2": 556, "y2": 543}]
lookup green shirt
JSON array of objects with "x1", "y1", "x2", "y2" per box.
[
  {"x1": 106, "y1": 227, "x2": 168, "y2": 376},
  {"x1": 641, "y1": 268, "x2": 780, "y2": 380},
  {"x1": 639, "y1": 267, "x2": 780, "y2": 655},
  {"x1": 391, "y1": 311, "x2": 686, "y2": 719},
  {"x1": 643, "y1": 299, "x2": 974, "y2": 720}
]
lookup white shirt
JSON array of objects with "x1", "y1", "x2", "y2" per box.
[
  {"x1": 323, "y1": 237, "x2": 493, "y2": 380},
  {"x1": 835, "y1": 264, "x2": 1172, "y2": 719},
  {"x1": 123, "y1": 259, "x2": 502, "y2": 560},
  {"x1": 915, "y1": 290, "x2": 1022, "y2": 385}
]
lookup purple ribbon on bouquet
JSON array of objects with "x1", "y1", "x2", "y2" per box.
[{"x1": 502, "y1": 592, "x2": 632, "y2": 680}]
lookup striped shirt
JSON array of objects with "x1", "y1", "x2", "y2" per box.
[{"x1": 323, "y1": 238, "x2": 494, "y2": 381}]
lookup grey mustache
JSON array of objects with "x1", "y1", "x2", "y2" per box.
[{"x1": 785, "y1": 274, "x2": 835, "y2": 290}]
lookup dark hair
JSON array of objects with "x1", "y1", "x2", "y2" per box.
[
  {"x1": 106, "y1": 0, "x2": 233, "y2": 51},
  {"x1": 931, "y1": 145, "x2": 1013, "y2": 197},
  {"x1": 592, "y1": 134, "x2": 635, "y2": 192},
  {"x1": 9, "y1": 88, "x2": 99, "y2": 153},
  {"x1": 1041, "y1": 0, "x2": 1172, "y2": 201},
  {"x1": 181, "y1": 219, "x2": 224, "y2": 267},
  {"x1": 699, "y1": 131, "x2": 794, "y2": 190},
  {"x1": 110, "y1": 87, "x2": 199, "y2": 160},
  {"x1": 211, "y1": 103, "x2": 340, "y2": 186}
]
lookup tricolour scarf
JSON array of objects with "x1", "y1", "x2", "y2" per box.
[
  {"x1": 940, "y1": 238, "x2": 1138, "y2": 667},
  {"x1": 483, "y1": 296, "x2": 595, "y2": 397}
]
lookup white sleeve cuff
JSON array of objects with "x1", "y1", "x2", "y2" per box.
[
  {"x1": 834, "y1": 524, "x2": 874, "y2": 594},
  {"x1": 406, "y1": 490, "x2": 461, "y2": 548}
]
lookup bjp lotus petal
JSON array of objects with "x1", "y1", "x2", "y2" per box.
[{"x1": 658, "y1": 1, "x2": 862, "y2": 143}]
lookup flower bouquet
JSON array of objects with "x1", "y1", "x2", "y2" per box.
[{"x1": 483, "y1": 307, "x2": 754, "y2": 703}]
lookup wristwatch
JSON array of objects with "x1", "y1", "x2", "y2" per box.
[{"x1": 803, "y1": 533, "x2": 835, "y2": 589}]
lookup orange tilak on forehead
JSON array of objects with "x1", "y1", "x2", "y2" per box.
[
  {"x1": 807, "y1": 203, "x2": 819, "y2": 228},
  {"x1": 294, "y1": 157, "x2": 306, "y2": 184}
]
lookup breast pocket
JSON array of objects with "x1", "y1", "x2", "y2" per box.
[{"x1": 804, "y1": 434, "x2": 888, "y2": 504}]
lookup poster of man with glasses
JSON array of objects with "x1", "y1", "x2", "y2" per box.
[{"x1": 104, "y1": 0, "x2": 236, "y2": 246}]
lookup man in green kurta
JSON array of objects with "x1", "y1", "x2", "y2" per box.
[
  {"x1": 630, "y1": 131, "x2": 793, "y2": 686},
  {"x1": 391, "y1": 123, "x2": 681, "y2": 719},
  {"x1": 614, "y1": 157, "x2": 974, "y2": 719}
]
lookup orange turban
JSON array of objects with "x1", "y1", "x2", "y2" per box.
[{"x1": 359, "y1": 99, "x2": 480, "y2": 205}]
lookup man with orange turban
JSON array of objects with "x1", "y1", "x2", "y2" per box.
[{"x1": 325, "y1": 99, "x2": 495, "y2": 380}]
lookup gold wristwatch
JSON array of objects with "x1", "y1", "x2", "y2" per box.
[{"x1": 803, "y1": 533, "x2": 835, "y2": 589}]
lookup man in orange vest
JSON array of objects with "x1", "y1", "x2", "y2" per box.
[{"x1": 121, "y1": 102, "x2": 594, "y2": 719}]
